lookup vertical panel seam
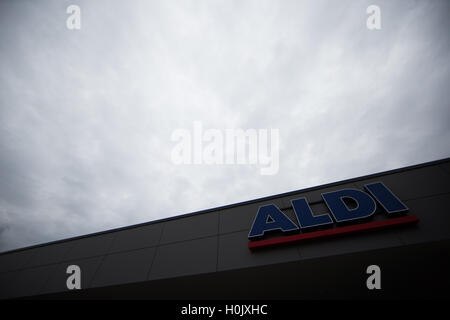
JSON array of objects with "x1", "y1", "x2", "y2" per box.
[
  {"x1": 216, "y1": 211, "x2": 220, "y2": 272},
  {"x1": 87, "y1": 233, "x2": 118, "y2": 289},
  {"x1": 146, "y1": 223, "x2": 165, "y2": 281}
]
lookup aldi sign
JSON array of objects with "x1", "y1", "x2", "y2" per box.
[{"x1": 248, "y1": 182, "x2": 419, "y2": 249}]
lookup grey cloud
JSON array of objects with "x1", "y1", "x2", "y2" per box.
[{"x1": 0, "y1": 0, "x2": 449, "y2": 252}]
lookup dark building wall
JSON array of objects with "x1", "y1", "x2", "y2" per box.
[{"x1": 1, "y1": 158, "x2": 450, "y2": 299}]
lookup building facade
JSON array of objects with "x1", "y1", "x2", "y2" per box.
[{"x1": 1, "y1": 158, "x2": 450, "y2": 299}]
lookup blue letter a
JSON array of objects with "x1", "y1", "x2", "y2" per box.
[{"x1": 248, "y1": 204, "x2": 299, "y2": 239}]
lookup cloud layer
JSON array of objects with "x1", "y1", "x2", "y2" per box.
[{"x1": 0, "y1": 0, "x2": 449, "y2": 251}]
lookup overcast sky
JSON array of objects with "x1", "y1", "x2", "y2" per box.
[{"x1": 0, "y1": 0, "x2": 449, "y2": 252}]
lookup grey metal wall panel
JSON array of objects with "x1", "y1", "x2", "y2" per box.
[
  {"x1": 42, "y1": 256, "x2": 103, "y2": 295},
  {"x1": 0, "y1": 249, "x2": 36, "y2": 273},
  {"x1": 159, "y1": 212, "x2": 218, "y2": 244},
  {"x1": 64, "y1": 233, "x2": 116, "y2": 260},
  {"x1": 219, "y1": 202, "x2": 264, "y2": 234},
  {"x1": 0, "y1": 271, "x2": 21, "y2": 299},
  {"x1": 91, "y1": 247, "x2": 156, "y2": 288},
  {"x1": 219, "y1": 197, "x2": 285, "y2": 234},
  {"x1": 309, "y1": 202, "x2": 330, "y2": 216},
  {"x1": 296, "y1": 228, "x2": 403, "y2": 260},
  {"x1": 217, "y1": 230, "x2": 300, "y2": 272},
  {"x1": 5, "y1": 264, "x2": 57, "y2": 299},
  {"x1": 25, "y1": 241, "x2": 74, "y2": 268},
  {"x1": 149, "y1": 236, "x2": 217, "y2": 280},
  {"x1": 440, "y1": 162, "x2": 450, "y2": 175},
  {"x1": 395, "y1": 194, "x2": 450, "y2": 245},
  {"x1": 353, "y1": 165, "x2": 450, "y2": 201},
  {"x1": 108, "y1": 224, "x2": 163, "y2": 253},
  {"x1": 282, "y1": 207, "x2": 304, "y2": 224}
]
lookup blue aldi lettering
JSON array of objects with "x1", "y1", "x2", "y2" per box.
[
  {"x1": 248, "y1": 204, "x2": 299, "y2": 238},
  {"x1": 322, "y1": 188, "x2": 377, "y2": 223},
  {"x1": 364, "y1": 182, "x2": 408, "y2": 213},
  {"x1": 248, "y1": 182, "x2": 408, "y2": 240},
  {"x1": 291, "y1": 197, "x2": 333, "y2": 229}
]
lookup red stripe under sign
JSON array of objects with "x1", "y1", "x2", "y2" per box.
[{"x1": 248, "y1": 215, "x2": 419, "y2": 250}]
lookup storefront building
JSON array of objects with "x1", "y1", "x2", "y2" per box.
[{"x1": 1, "y1": 158, "x2": 449, "y2": 299}]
